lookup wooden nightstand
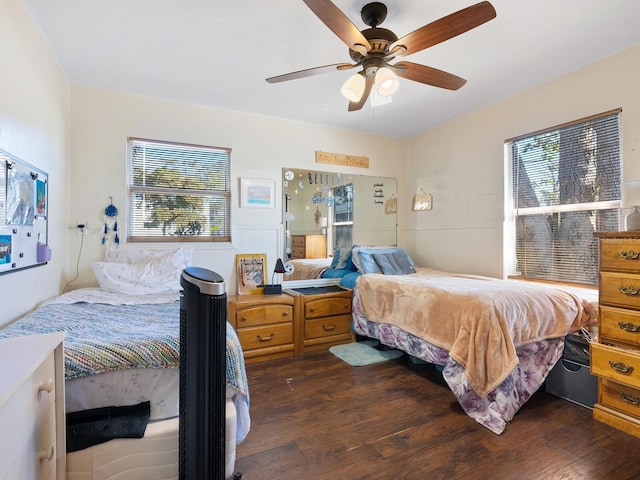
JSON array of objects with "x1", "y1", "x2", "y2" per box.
[
  {"x1": 228, "y1": 294, "x2": 296, "y2": 363},
  {"x1": 285, "y1": 286, "x2": 354, "y2": 353}
]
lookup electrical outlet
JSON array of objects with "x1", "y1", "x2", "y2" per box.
[{"x1": 76, "y1": 222, "x2": 87, "y2": 235}]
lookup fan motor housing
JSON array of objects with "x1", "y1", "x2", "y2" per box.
[{"x1": 348, "y1": 27, "x2": 398, "y2": 62}]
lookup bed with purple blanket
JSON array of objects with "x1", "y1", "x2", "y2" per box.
[{"x1": 348, "y1": 247, "x2": 595, "y2": 434}]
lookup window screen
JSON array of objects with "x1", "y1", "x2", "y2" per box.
[
  {"x1": 505, "y1": 109, "x2": 621, "y2": 286},
  {"x1": 127, "y1": 138, "x2": 231, "y2": 242}
]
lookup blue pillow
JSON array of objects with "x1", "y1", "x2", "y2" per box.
[
  {"x1": 353, "y1": 246, "x2": 416, "y2": 274},
  {"x1": 330, "y1": 246, "x2": 356, "y2": 270},
  {"x1": 373, "y1": 252, "x2": 416, "y2": 275}
]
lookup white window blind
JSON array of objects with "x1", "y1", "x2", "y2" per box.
[
  {"x1": 505, "y1": 109, "x2": 621, "y2": 286},
  {"x1": 127, "y1": 138, "x2": 231, "y2": 242}
]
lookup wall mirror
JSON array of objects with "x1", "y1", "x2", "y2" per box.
[{"x1": 281, "y1": 167, "x2": 397, "y2": 263}]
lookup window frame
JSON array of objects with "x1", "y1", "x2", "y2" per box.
[
  {"x1": 127, "y1": 137, "x2": 231, "y2": 243},
  {"x1": 504, "y1": 109, "x2": 622, "y2": 286}
]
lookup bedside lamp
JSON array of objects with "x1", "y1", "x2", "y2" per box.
[
  {"x1": 320, "y1": 216, "x2": 328, "y2": 235},
  {"x1": 263, "y1": 258, "x2": 286, "y2": 295}
]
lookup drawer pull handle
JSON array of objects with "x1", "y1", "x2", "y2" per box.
[
  {"x1": 39, "y1": 445, "x2": 55, "y2": 461},
  {"x1": 257, "y1": 334, "x2": 274, "y2": 342},
  {"x1": 282, "y1": 311, "x2": 289, "y2": 317},
  {"x1": 618, "y1": 321, "x2": 640, "y2": 333},
  {"x1": 621, "y1": 392, "x2": 640, "y2": 406},
  {"x1": 309, "y1": 308, "x2": 315, "y2": 313},
  {"x1": 240, "y1": 316, "x2": 248, "y2": 322},
  {"x1": 619, "y1": 250, "x2": 640, "y2": 260},
  {"x1": 38, "y1": 379, "x2": 54, "y2": 394},
  {"x1": 322, "y1": 323, "x2": 337, "y2": 331},
  {"x1": 619, "y1": 285, "x2": 640, "y2": 296},
  {"x1": 609, "y1": 360, "x2": 634, "y2": 374}
]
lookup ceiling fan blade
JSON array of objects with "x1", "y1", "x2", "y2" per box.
[
  {"x1": 390, "y1": 1, "x2": 496, "y2": 56},
  {"x1": 303, "y1": 0, "x2": 371, "y2": 54},
  {"x1": 348, "y1": 74, "x2": 374, "y2": 112},
  {"x1": 392, "y1": 62, "x2": 466, "y2": 90},
  {"x1": 266, "y1": 63, "x2": 355, "y2": 83}
]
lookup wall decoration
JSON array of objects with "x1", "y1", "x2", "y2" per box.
[
  {"x1": 36, "y1": 178, "x2": 47, "y2": 218},
  {"x1": 412, "y1": 188, "x2": 433, "y2": 211},
  {"x1": 102, "y1": 198, "x2": 120, "y2": 245},
  {"x1": 235, "y1": 253, "x2": 267, "y2": 294},
  {"x1": 0, "y1": 148, "x2": 49, "y2": 275},
  {"x1": 315, "y1": 150, "x2": 369, "y2": 169},
  {"x1": 385, "y1": 194, "x2": 397, "y2": 214},
  {"x1": 0, "y1": 234, "x2": 12, "y2": 272},
  {"x1": 7, "y1": 166, "x2": 36, "y2": 226},
  {"x1": 240, "y1": 177, "x2": 275, "y2": 208}
]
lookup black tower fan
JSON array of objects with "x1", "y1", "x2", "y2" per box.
[{"x1": 179, "y1": 267, "x2": 226, "y2": 480}]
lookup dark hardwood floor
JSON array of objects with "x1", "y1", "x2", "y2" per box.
[{"x1": 234, "y1": 349, "x2": 640, "y2": 480}]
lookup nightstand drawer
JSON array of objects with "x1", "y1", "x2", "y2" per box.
[
  {"x1": 600, "y1": 271, "x2": 640, "y2": 310},
  {"x1": 600, "y1": 239, "x2": 640, "y2": 273},
  {"x1": 235, "y1": 305, "x2": 292, "y2": 328},
  {"x1": 600, "y1": 378, "x2": 640, "y2": 420},
  {"x1": 291, "y1": 247, "x2": 305, "y2": 259},
  {"x1": 237, "y1": 323, "x2": 293, "y2": 351},
  {"x1": 592, "y1": 342, "x2": 640, "y2": 388},
  {"x1": 305, "y1": 297, "x2": 352, "y2": 319},
  {"x1": 305, "y1": 314, "x2": 352, "y2": 339},
  {"x1": 600, "y1": 305, "x2": 640, "y2": 347}
]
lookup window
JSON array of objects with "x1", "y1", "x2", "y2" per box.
[
  {"x1": 505, "y1": 110, "x2": 621, "y2": 286},
  {"x1": 127, "y1": 138, "x2": 231, "y2": 242}
]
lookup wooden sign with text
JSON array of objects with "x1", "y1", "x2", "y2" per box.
[{"x1": 315, "y1": 151, "x2": 369, "y2": 169}]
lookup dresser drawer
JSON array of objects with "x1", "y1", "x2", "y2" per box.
[
  {"x1": 600, "y1": 378, "x2": 640, "y2": 420},
  {"x1": 600, "y1": 271, "x2": 640, "y2": 310},
  {"x1": 600, "y1": 305, "x2": 640, "y2": 347},
  {"x1": 305, "y1": 314, "x2": 352, "y2": 340},
  {"x1": 291, "y1": 236, "x2": 306, "y2": 247},
  {"x1": 290, "y1": 247, "x2": 305, "y2": 259},
  {"x1": 305, "y1": 297, "x2": 352, "y2": 319},
  {"x1": 234, "y1": 304, "x2": 292, "y2": 328},
  {"x1": 237, "y1": 323, "x2": 293, "y2": 351},
  {"x1": 591, "y1": 342, "x2": 640, "y2": 388},
  {"x1": 600, "y1": 239, "x2": 640, "y2": 272}
]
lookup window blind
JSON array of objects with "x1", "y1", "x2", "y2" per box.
[
  {"x1": 127, "y1": 138, "x2": 231, "y2": 242},
  {"x1": 505, "y1": 110, "x2": 621, "y2": 286}
]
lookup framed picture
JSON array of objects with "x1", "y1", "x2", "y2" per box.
[
  {"x1": 236, "y1": 253, "x2": 267, "y2": 294},
  {"x1": 240, "y1": 177, "x2": 275, "y2": 208}
]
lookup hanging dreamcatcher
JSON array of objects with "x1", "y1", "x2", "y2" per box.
[{"x1": 102, "y1": 198, "x2": 119, "y2": 245}]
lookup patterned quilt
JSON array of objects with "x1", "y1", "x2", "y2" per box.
[{"x1": 0, "y1": 293, "x2": 248, "y2": 398}]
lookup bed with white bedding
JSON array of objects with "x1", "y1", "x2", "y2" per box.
[
  {"x1": 0, "y1": 247, "x2": 249, "y2": 479},
  {"x1": 348, "y1": 247, "x2": 596, "y2": 434}
]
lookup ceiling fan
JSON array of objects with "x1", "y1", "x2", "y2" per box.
[{"x1": 266, "y1": 0, "x2": 496, "y2": 111}]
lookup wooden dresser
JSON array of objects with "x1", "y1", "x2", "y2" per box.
[
  {"x1": 591, "y1": 232, "x2": 640, "y2": 437},
  {"x1": 228, "y1": 294, "x2": 297, "y2": 363},
  {"x1": 290, "y1": 234, "x2": 327, "y2": 259},
  {"x1": 0, "y1": 332, "x2": 66, "y2": 479},
  {"x1": 286, "y1": 287, "x2": 354, "y2": 353}
]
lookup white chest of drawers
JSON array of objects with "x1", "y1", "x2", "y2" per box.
[{"x1": 0, "y1": 332, "x2": 65, "y2": 479}]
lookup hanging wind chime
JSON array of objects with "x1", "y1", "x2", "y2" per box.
[{"x1": 102, "y1": 198, "x2": 119, "y2": 245}]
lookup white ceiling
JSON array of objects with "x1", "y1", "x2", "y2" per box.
[{"x1": 24, "y1": 0, "x2": 640, "y2": 139}]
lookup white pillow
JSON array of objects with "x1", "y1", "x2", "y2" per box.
[
  {"x1": 104, "y1": 246, "x2": 193, "y2": 267},
  {"x1": 93, "y1": 247, "x2": 189, "y2": 294}
]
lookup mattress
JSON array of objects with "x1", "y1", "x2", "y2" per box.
[
  {"x1": 66, "y1": 367, "x2": 179, "y2": 421},
  {"x1": 66, "y1": 398, "x2": 238, "y2": 480}
]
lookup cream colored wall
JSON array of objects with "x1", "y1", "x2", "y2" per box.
[
  {"x1": 69, "y1": 86, "x2": 406, "y2": 293},
  {"x1": 403, "y1": 45, "x2": 640, "y2": 278},
  {"x1": 0, "y1": 0, "x2": 70, "y2": 327}
]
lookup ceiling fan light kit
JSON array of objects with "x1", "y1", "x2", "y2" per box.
[
  {"x1": 341, "y1": 72, "x2": 366, "y2": 102},
  {"x1": 266, "y1": 0, "x2": 497, "y2": 111}
]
